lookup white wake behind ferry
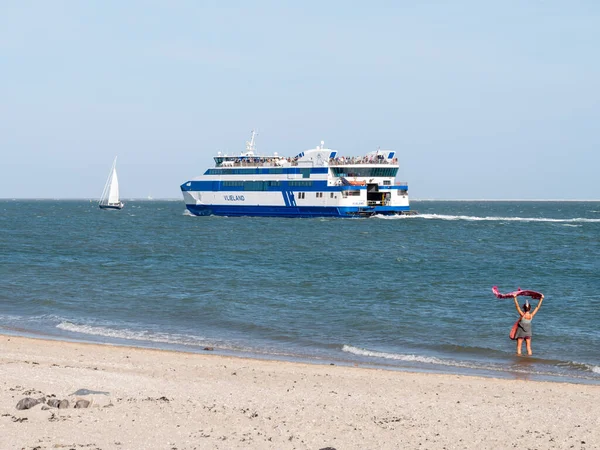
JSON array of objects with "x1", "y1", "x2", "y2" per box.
[{"x1": 181, "y1": 131, "x2": 412, "y2": 218}]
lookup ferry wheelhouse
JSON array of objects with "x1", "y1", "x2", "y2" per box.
[{"x1": 180, "y1": 132, "x2": 412, "y2": 218}]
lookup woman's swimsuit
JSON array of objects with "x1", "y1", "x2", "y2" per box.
[{"x1": 515, "y1": 316, "x2": 532, "y2": 339}]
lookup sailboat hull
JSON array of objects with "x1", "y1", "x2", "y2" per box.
[{"x1": 99, "y1": 203, "x2": 124, "y2": 210}]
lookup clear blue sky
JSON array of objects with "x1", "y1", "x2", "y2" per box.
[{"x1": 1, "y1": 1, "x2": 598, "y2": 199}]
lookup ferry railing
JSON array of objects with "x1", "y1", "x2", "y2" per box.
[
  {"x1": 328, "y1": 157, "x2": 398, "y2": 165},
  {"x1": 215, "y1": 157, "x2": 399, "y2": 168}
]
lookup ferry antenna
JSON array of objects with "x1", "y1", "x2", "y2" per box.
[{"x1": 246, "y1": 130, "x2": 257, "y2": 154}]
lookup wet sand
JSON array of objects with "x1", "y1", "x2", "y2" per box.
[{"x1": 1, "y1": 334, "x2": 598, "y2": 449}]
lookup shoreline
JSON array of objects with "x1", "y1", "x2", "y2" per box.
[
  {"x1": 3, "y1": 327, "x2": 599, "y2": 387},
  {"x1": 1, "y1": 334, "x2": 599, "y2": 449}
]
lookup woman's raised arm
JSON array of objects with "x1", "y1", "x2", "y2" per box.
[
  {"x1": 513, "y1": 295, "x2": 524, "y2": 316},
  {"x1": 532, "y1": 295, "x2": 544, "y2": 317}
]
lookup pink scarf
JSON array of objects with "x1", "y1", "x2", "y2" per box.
[{"x1": 492, "y1": 286, "x2": 543, "y2": 300}]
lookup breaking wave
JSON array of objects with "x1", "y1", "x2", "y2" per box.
[
  {"x1": 342, "y1": 345, "x2": 600, "y2": 379},
  {"x1": 342, "y1": 345, "x2": 468, "y2": 367},
  {"x1": 56, "y1": 321, "x2": 210, "y2": 347}
]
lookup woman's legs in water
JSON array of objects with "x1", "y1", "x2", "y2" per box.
[
  {"x1": 525, "y1": 338, "x2": 532, "y2": 356},
  {"x1": 516, "y1": 338, "x2": 523, "y2": 355}
]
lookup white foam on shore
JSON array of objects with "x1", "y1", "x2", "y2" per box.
[
  {"x1": 342, "y1": 345, "x2": 600, "y2": 380},
  {"x1": 343, "y1": 345, "x2": 454, "y2": 367},
  {"x1": 57, "y1": 321, "x2": 209, "y2": 347},
  {"x1": 378, "y1": 214, "x2": 600, "y2": 223}
]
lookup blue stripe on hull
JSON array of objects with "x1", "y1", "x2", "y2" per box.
[
  {"x1": 181, "y1": 181, "x2": 408, "y2": 192},
  {"x1": 185, "y1": 204, "x2": 410, "y2": 218}
]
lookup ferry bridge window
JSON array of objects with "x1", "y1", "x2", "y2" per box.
[{"x1": 331, "y1": 167, "x2": 398, "y2": 177}]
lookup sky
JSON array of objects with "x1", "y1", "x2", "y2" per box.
[{"x1": 1, "y1": 1, "x2": 599, "y2": 200}]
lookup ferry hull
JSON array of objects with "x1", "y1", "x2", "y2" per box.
[{"x1": 185, "y1": 204, "x2": 410, "y2": 218}]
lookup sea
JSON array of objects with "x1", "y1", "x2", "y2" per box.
[{"x1": 1, "y1": 199, "x2": 599, "y2": 384}]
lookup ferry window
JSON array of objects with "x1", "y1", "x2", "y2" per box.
[
  {"x1": 383, "y1": 180, "x2": 391, "y2": 185},
  {"x1": 330, "y1": 193, "x2": 334, "y2": 198},
  {"x1": 244, "y1": 181, "x2": 266, "y2": 191},
  {"x1": 301, "y1": 168, "x2": 311, "y2": 179},
  {"x1": 331, "y1": 167, "x2": 398, "y2": 178}
]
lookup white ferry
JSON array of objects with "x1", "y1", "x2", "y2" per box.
[{"x1": 180, "y1": 131, "x2": 412, "y2": 218}]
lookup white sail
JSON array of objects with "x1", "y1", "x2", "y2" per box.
[
  {"x1": 107, "y1": 167, "x2": 120, "y2": 204},
  {"x1": 99, "y1": 157, "x2": 124, "y2": 209}
]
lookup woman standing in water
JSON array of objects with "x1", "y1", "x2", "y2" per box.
[{"x1": 513, "y1": 294, "x2": 544, "y2": 356}]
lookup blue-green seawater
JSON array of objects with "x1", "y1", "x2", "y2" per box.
[{"x1": 1, "y1": 200, "x2": 599, "y2": 384}]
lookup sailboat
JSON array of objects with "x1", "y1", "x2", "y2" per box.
[{"x1": 99, "y1": 156, "x2": 124, "y2": 210}]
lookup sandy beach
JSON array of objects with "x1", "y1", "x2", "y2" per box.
[{"x1": 1, "y1": 334, "x2": 598, "y2": 449}]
